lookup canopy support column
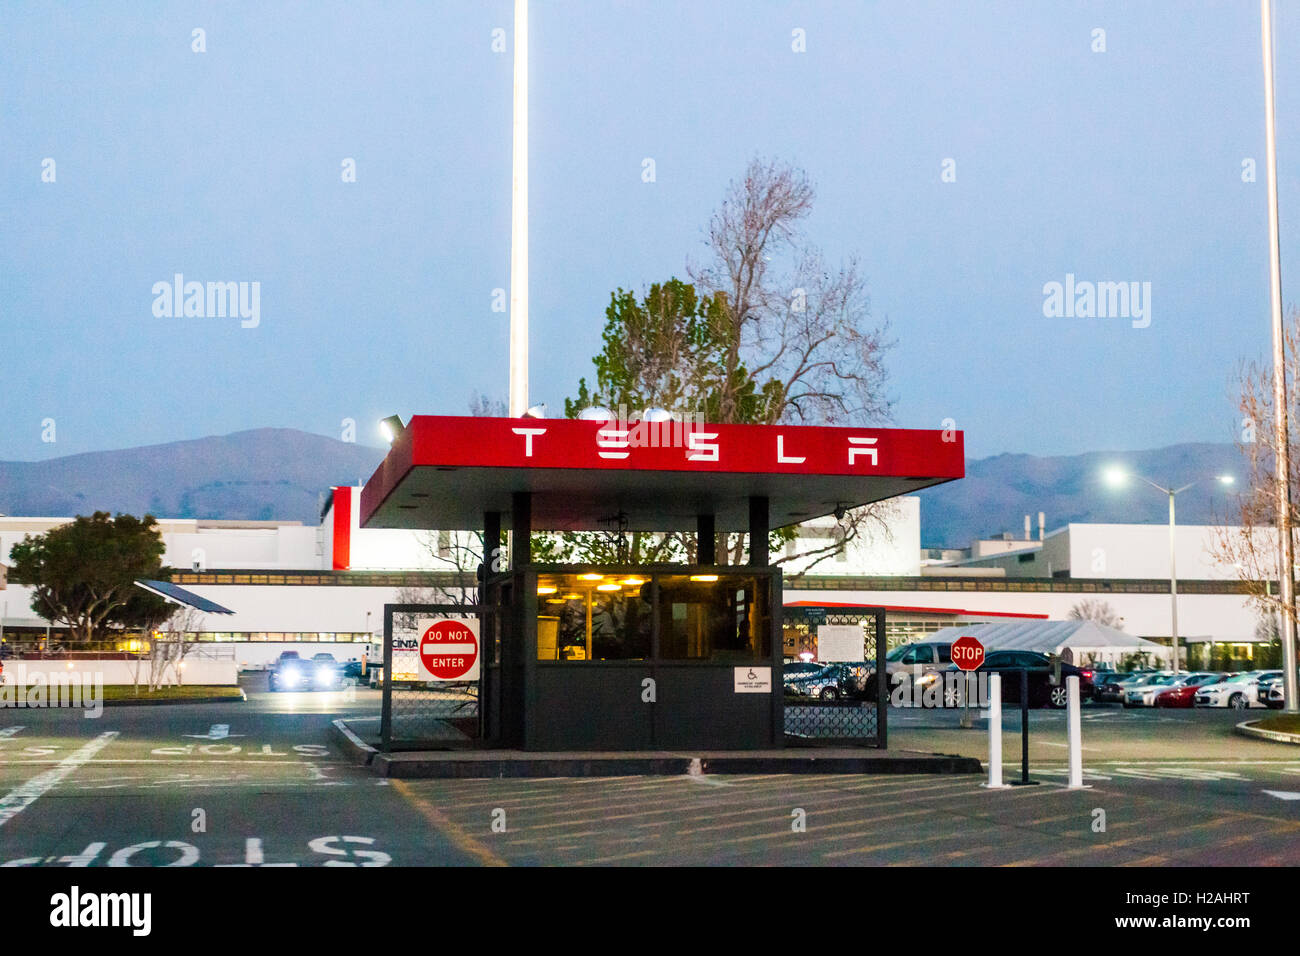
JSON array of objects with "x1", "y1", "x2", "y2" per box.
[
  {"x1": 697, "y1": 513, "x2": 716, "y2": 565},
  {"x1": 748, "y1": 495, "x2": 769, "y2": 567},
  {"x1": 511, "y1": 492, "x2": 531, "y2": 567}
]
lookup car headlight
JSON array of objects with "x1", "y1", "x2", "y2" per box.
[
  {"x1": 282, "y1": 669, "x2": 301, "y2": 685},
  {"x1": 315, "y1": 666, "x2": 334, "y2": 681}
]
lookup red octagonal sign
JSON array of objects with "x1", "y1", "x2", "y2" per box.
[
  {"x1": 951, "y1": 635, "x2": 985, "y2": 672},
  {"x1": 417, "y1": 619, "x2": 479, "y2": 681}
]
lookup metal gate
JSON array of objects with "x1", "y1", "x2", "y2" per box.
[
  {"x1": 782, "y1": 606, "x2": 887, "y2": 747},
  {"x1": 379, "y1": 603, "x2": 489, "y2": 752}
]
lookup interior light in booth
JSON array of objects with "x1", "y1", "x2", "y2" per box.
[
  {"x1": 562, "y1": 593, "x2": 581, "y2": 600},
  {"x1": 596, "y1": 583, "x2": 622, "y2": 591},
  {"x1": 621, "y1": 577, "x2": 645, "y2": 586},
  {"x1": 578, "y1": 573, "x2": 604, "y2": 581},
  {"x1": 537, "y1": 586, "x2": 557, "y2": 595},
  {"x1": 689, "y1": 574, "x2": 720, "y2": 582}
]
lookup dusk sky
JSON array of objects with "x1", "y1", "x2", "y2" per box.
[{"x1": 3, "y1": 0, "x2": 1298, "y2": 462}]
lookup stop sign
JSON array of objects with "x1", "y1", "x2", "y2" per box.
[
  {"x1": 416, "y1": 619, "x2": 480, "y2": 681},
  {"x1": 951, "y1": 635, "x2": 985, "y2": 672}
]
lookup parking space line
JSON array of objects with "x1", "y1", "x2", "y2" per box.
[
  {"x1": 391, "y1": 779, "x2": 507, "y2": 867},
  {"x1": 0, "y1": 731, "x2": 118, "y2": 829}
]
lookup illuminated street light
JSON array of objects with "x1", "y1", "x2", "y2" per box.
[
  {"x1": 1104, "y1": 468, "x2": 1236, "y2": 671},
  {"x1": 379, "y1": 415, "x2": 405, "y2": 444}
]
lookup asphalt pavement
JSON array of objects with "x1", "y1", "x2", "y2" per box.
[{"x1": 3, "y1": 680, "x2": 1300, "y2": 866}]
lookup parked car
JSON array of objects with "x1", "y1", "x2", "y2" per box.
[
  {"x1": 1124, "y1": 672, "x2": 1213, "y2": 708},
  {"x1": 1093, "y1": 672, "x2": 1131, "y2": 703},
  {"x1": 885, "y1": 642, "x2": 952, "y2": 690},
  {"x1": 784, "y1": 662, "x2": 875, "y2": 701},
  {"x1": 1195, "y1": 671, "x2": 1277, "y2": 710},
  {"x1": 946, "y1": 650, "x2": 1094, "y2": 708},
  {"x1": 1154, "y1": 673, "x2": 1226, "y2": 708}
]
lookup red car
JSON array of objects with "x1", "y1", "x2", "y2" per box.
[{"x1": 1154, "y1": 673, "x2": 1224, "y2": 708}]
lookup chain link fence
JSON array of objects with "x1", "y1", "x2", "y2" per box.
[
  {"x1": 380, "y1": 604, "x2": 484, "y2": 752},
  {"x1": 782, "y1": 607, "x2": 885, "y2": 746}
]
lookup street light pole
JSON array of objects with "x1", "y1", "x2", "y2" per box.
[
  {"x1": 1104, "y1": 470, "x2": 1233, "y2": 673},
  {"x1": 1262, "y1": 0, "x2": 1299, "y2": 713},
  {"x1": 1168, "y1": 487, "x2": 1179, "y2": 671}
]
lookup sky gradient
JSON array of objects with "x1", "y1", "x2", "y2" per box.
[{"x1": 2, "y1": 0, "x2": 1298, "y2": 462}]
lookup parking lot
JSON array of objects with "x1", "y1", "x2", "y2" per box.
[{"x1": 1, "y1": 674, "x2": 1299, "y2": 866}]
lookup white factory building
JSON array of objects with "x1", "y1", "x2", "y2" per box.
[{"x1": 0, "y1": 486, "x2": 1272, "y2": 670}]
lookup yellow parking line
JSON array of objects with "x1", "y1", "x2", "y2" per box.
[{"x1": 392, "y1": 780, "x2": 508, "y2": 867}]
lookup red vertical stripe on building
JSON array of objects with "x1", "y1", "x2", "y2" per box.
[{"x1": 332, "y1": 486, "x2": 352, "y2": 570}]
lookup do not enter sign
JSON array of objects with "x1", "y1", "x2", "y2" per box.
[
  {"x1": 951, "y1": 635, "x2": 985, "y2": 672},
  {"x1": 416, "y1": 618, "x2": 480, "y2": 681}
]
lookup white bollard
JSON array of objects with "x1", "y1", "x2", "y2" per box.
[
  {"x1": 984, "y1": 673, "x2": 1009, "y2": 789},
  {"x1": 1066, "y1": 674, "x2": 1086, "y2": 789}
]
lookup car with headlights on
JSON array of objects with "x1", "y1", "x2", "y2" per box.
[{"x1": 268, "y1": 651, "x2": 342, "y2": 692}]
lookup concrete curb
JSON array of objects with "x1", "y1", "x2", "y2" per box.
[
  {"x1": 1235, "y1": 719, "x2": 1300, "y2": 745},
  {"x1": 99, "y1": 689, "x2": 247, "y2": 708},
  {"x1": 331, "y1": 717, "x2": 378, "y2": 766},
  {"x1": 368, "y1": 750, "x2": 983, "y2": 779}
]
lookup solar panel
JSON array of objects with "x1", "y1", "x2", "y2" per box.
[{"x1": 134, "y1": 579, "x2": 235, "y2": 615}]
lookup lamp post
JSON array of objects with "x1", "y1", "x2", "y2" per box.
[
  {"x1": 1104, "y1": 469, "x2": 1234, "y2": 672},
  {"x1": 1261, "y1": 0, "x2": 1299, "y2": 713}
]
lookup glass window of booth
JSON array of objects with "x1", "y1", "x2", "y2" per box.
[
  {"x1": 656, "y1": 574, "x2": 770, "y2": 662},
  {"x1": 536, "y1": 573, "x2": 652, "y2": 661}
]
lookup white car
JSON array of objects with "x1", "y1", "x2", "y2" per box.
[{"x1": 1194, "y1": 672, "x2": 1270, "y2": 710}]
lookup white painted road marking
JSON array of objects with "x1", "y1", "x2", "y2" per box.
[
  {"x1": 0, "y1": 732, "x2": 118, "y2": 828},
  {"x1": 0, "y1": 727, "x2": 25, "y2": 739},
  {"x1": 1263, "y1": 790, "x2": 1300, "y2": 800},
  {"x1": 183, "y1": 724, "x2": 245, "y2": 740}
]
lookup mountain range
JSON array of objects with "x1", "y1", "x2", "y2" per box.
[{"x1": 0, "y1": 429, "x2": 1248, "y2": 548}]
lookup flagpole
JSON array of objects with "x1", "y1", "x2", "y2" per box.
[{"x1": 508, "y1": 0, "x2": 529, "y2": 417}]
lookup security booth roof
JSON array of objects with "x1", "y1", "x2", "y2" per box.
[{"x1": 359, "y1": 415, "x2": 964, "y2": 533}]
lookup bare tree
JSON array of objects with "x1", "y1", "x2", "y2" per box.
[
  {"x1": 1067, "y1": 598, "x2": 1125, "y2": 630},
  {"x1": 688, "y1": 157, "x2": 892, "y2": 427},
  {"x1": 469, "y1": 391, "x2": 507, "y2": 417},
  {"x1": 1210, "y1": 306, "x2": 1300, "y2": 628},
  {"x1": 129, "y1": 605, "x2": 206, "y2": 694},
  {"x1": 686, "y1": 158, "x2": 894, "y2": 565}
]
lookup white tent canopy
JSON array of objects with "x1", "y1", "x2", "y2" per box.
[{"x1": 921, "y1": 620, "x2": 1169, "y2": 665}]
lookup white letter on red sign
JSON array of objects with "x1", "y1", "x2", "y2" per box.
[
  {"x1": 847, "y1": 437, "x2": 878, "y2": 467},
  {"x1": 686, "y1": 431, "x2": 719, "y2": 462},
  {"x1": 511, "y1": 427, "x2": 547, "y2": 457},
  {"x1": 597, "y1": 426, "x2": 630, "y2": 459},
  {"x1": 776, "y1": 435, "x2": 806, "y2": 464}
]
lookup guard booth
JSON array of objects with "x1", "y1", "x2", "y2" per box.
[{"x1": 362, "y1": 415, "x2": 963, "y2": 752}]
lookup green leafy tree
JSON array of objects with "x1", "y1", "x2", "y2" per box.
[{"x1": 9, "y1": 512, "x2": 169, "y2": 644}]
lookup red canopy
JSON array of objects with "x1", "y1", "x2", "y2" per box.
[{"x1": 360, "y1": 415, "x2": 963, "y2": 532}]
